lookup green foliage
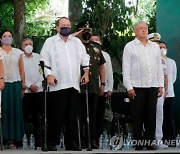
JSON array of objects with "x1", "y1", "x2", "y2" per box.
[
  {"x1": 0, "y1": 1, "x2": 14, "y2": 31},
  {"x1": 0, "y1": 0, "x2": 55, "y2": 37},
  {"x1": 24, "y1": 0, "x2": 56, "y2": 37},
  {"x1": 134, "y1": 0, "x2": 156, "y2": 32}
]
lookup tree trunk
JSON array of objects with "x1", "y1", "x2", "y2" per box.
[
  {"x1": 13, "y1": 0, "x2": 25, "y2": 48},
  {"x1": 68, "y1": 0, "x2": 82, "y2": 25}
]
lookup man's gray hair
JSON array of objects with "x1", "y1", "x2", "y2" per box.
[
  {"x1": 133, "y1": 21, "x2": 148, "y2": 30},
  {"x1": 22, "y1": 38, "x2": 33, "y2": 46}
]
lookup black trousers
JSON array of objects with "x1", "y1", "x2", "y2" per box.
[
  {"x1": 96, "y1": 93, "x2": 106, "y2": 142},
  {"x1": 131, "y1": 87, "x2": 158, "y2": 144},
  {"x1": 22, "y1": 92, "x2": 44, "y2": 146},
  {"x1": 47, "y1": 88, "x2": 79, "y2": 146},
  {"x1": 163, "y1": 97, "x2": 176, "y2": 140},
  {"x1": 79, "y1": 93, "x2": 98, "y2": 145}
]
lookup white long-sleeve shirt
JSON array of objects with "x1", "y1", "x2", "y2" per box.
[
  {"x1": 40, "y1": 34, "x2": 89, "y2": 92},
  {"x1": 122, "y1": 38, "x2": 164, "y2": 90},
  {"x1": 22, "y1": 53, "x2": 43, "y2": 93},
  {"x1": 102, "y1": 51, "x2": 113, "y2": 92},
  {"x1": 165, "y1": 57, "x2": 177, "y2": 97}
]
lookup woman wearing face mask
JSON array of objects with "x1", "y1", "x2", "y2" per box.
[{"x1": 0, "y1": 29, "x2": 25, "y2": 148}]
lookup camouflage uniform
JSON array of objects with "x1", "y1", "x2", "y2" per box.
[
  {"x1": 80, "y1": 41, "x2": 106, "y2": 147},
  {"x1": 81, "y1": 41, "x2": 106, "y2": 93}
]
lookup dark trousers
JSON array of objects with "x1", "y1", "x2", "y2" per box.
[
  {"x1": 79, "y1": 93, "x2": 98, "y2": 145},
  {"x1": 47, "y1": 88, "x2": 79, "y2": 146},
  {"x1": 22, "y1": 92, "x2": 44, "y2": 146},
  {"x1": 96, "y1": 93, "x2": 106, "y2": 143},
  {"x1": 131, "y1": 87, "x2": 158, "y2": 144},
  {"x1": 163, "y1": 97, "x2": 176, "y2": 141}
]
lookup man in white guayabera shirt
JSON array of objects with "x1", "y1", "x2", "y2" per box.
[
  {"x1": 160, "y1": 41, "x2": 177, "y2": 146},
  {"x1": 40, "y1": 17, "x2": 90, "y2": 151},
  {"x1": 122, "y1": 21, "x2": 164, "y2": 150},
  {"x1": 21, "y1": 38, "x2": 44, "y2": 148}
]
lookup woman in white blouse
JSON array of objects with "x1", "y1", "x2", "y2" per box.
[{"x1": 0, "y1": 29, "x2": 25, "y2": 148}]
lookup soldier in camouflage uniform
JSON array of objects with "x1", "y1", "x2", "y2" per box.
[{"x1": 76, "y1": 22, "x2": 106, "y2": 149}]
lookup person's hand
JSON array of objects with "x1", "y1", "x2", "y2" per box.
[
  {"x1": 29, "y1": 84, "x2": 39, "y2": 93},
  {"x1": 163, "y1": 91, "x2": 168, "y2": 99},
  {"x1": 105, "y1": 91, "x2": 112, "y2": 99},
  {"x1": 158, "y1": 87, "x2": 164, "y2": 97},
  {"x1": 47, "y1": 75, "x2": 56, "y2": 86},
  {"x1": 99, "y1": 85, "x2": 105, "y2": 96},
  {"x1": 81, "y1": 73, "x2": 89, "y2": 85},
  {"x1": 71, "y1": 29, "x2": 84, "y2": 37},
  {"x1": 127, "y1": 89, "x2": 136, "y2": 99},
  {"x1": 0, "y1": 79, "x2": 5, "y2": 90},
  {"x1": 22, "y1": 88, "x2": 25, "y2": 97}
]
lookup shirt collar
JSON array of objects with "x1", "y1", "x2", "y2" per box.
[
  {"x1": 23, "y1": 52, "x2": 33, "y2": 58},
  {"x1": 134, "y1": 37, "x2": 151, "y2": 45},
  {"x1": 56, "y1": 33, "x2": 73, "y2": 41}
]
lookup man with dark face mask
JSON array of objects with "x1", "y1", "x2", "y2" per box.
[
  {"x1": 40, "y1": 17, "x2": 90, "y2": 151},
  {"x1": 75, "y1": 22, "x2": 106, "y2": 149}
]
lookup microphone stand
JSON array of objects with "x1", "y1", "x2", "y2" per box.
[
  {"x1": 40, "y1": 64, "x2": 48, "y2": 152},
  {"x1": 85, "y1": 85, "x2": 92, "y2": 151}
]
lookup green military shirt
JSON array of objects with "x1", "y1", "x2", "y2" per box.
[{"x1": 81, "y1": 41, "x2": 106, "y2": 94}]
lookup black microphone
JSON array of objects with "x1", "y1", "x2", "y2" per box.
[
  {"x1": 39, "y1": 61, "x2": 57, "y2": 84},
  {"x1": 39, "y1": 61, "x2": 45, "y2": 70},
  {"x1": 39, "y1": 61, "x2": 45, "y2": 79}
]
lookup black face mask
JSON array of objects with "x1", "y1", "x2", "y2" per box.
[{"x1": 82, "y1": 32, "x2": 92, "y2": 40}]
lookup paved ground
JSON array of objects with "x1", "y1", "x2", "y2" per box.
[{"x1": 1, "y1": 147, "x2": 180, "y2": 154}]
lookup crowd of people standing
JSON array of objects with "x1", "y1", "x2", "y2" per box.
[{"x1": 0, "y1": 18, "x2": 177, "y2": 151}]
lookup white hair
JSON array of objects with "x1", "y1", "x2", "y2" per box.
[{"x1": 133, "y1": 21, "x2": 148, "y2": 30}]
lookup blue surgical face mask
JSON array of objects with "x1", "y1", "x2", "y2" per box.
[
  {"x1": 1, "y1": 37, "x2": 13, "y2": 45},
  {"x1": 59, "y1": 27, "x2": 72, "y2": 37}
]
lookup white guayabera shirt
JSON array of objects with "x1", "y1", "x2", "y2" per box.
[
  {"x1": 40, "y1": 34, "x2": 90, "y2": 92},
  {"x1": 122, "y1": 38, "x2": 164, "y2": 91},
  {"x1": 22, "y1": 53, "x2": 44, "y2": 93},
  {"x1": 102, "y1": 51, "x2": 113, "y2": 92},
  {"x1": 165, "y1": 57, "x2": 177, "y2": 97}
]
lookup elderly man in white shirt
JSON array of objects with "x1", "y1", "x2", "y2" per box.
[
  {"x1": 40, "y1": 17, "x2": 89, "y2": 151},
  {"x1": 90, "y1": 34, "x2": 114, "y2": 145},
  {"x1": 160, "y1": 41, "x2": 177, "y2": 146},
  {"x1": 21, "y1": 38, "x2": 44, "y2": 148},
  {"x1": 122, "y1": 21, "x2": 164, "y2": 150}
]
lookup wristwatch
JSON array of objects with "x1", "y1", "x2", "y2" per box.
[{"x1": 101, "y1": 82, "x2": 106, "y2": 86}]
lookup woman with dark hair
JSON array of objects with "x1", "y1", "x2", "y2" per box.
[{"x1": 0, "y1": 29, "x2": 25, "y2": 148}]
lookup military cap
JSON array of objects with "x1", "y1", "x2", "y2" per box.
[
  {"x1": 76, "y1": 21, "x2": 93, "y2": 30},
  {"x1": 148, "y1": 33, "x2": 161, "y2": 42}
]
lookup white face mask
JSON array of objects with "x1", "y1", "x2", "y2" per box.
[
  {"x1": 24, "y1": 45, "x2": 33, "y2": 53},
  {"x1": 161, "y1": 48, "x2": 167, "y2": 56}
]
